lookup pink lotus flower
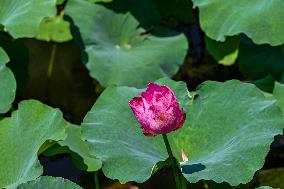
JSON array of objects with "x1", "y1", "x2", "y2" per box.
[{"x1": 129, "y1": 82, "x2": 186, "y2": 136}]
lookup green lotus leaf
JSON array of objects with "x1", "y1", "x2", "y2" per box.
[
  {"x1": 56, "y1": 0, "x2": 65, "y2": 5},
  {"x1": 252, "y1": 75, "x2": 275, "y2": 93},
  {"x1": 82, "y1": 78, "x2": 283, "y2": 185},
  {"x1": 178, "y1": 80, "x2": 284, "y2": 185},
  {"x1": 273, "y1": 82, "x2": 284, "y2": 114},
  {"x1": 256, "y1": 187, "x2": 274, "y2": 189},
  {"x1": 238, "y1": 39, "x2": 284, "y2": 80},
  {"x1": 0, "y1": 100, "x2": 67, "y2": 188},
  {"x1": 192, "y1": 0, "x2": 284, "y2": 45},
  {"x1": 65, "y1": 0, "x2": 187, "y2": 87},
  {"x1": 17, "y1": 176, "x2": 83, "y2": 189},
  {"x1": 205, "y1": 36, "x2": 239, "y2": 66},
  {"x1": 81, "y1": 77, "x2": 189, "y2": 183},
  {"x1": 0, "y1": 47, "x2": 16, "y2": 113},
  {"x1": 0, "y1": 33, "x2": 29, "y2": 91},
  {"x1": 0, "y1": 0, "x2": 57, "y2": 38},
  {"x1": 58, "y1": 124, "x2": 102, "y2": 171},
  {"x1": 36, "y1": 14, "x2": 72, "y2": 42}
]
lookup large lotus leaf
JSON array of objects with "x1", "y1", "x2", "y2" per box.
[
  {"x1": 238, "y1": 39, "x2": 284, "y2": 80},
  {"x1": 58, "y1": 124, "x2": 102, "y2": 171},
  {"x1": 0, "y1": 100, "x2": 67, "y2": 188},
  {"x1": 0, "y1": 47, "x2": 16, "y2": 113},
  {"x1": 36, "y1": 14, "x2": 72, "y2": 42},
  {"x1": 81, "y1": 78, "x2": 189, "y2": 183},
  {"x1": 65, "y1": 0, "x2": 187, "y2": 87},
  {"x1": 192, "y1": 0, "x2": 284, "y2": 45},
  {"x1": 177, "y1": 80, "x2": 284, "y2": 185},
  {"x1": 0, "y1": 0, "x2": 57, "y2": 38},
  {"x1": 82, "y1": 77, "x2": 284, "y2": 185},
  {"x1": 81, "y1": 85, "x2": 167, "y2": 183},
  {"x1": 256, "y1": 187, "x2": 273, "y2": 189},
  {"x1": 17, "y1": 176, "x2": 83, "y2": 189}
]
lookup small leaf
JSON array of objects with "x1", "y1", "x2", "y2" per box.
[
  {"x1": 0, "y1": 47, "x2": 16, "y2": 113},
  {"x1": 0, "y1": 100, "x2": 67, "y2": 188},
  {"x1": 0, "y1": 0, "x2": 57, "y2": 38},
  {"x1": 59, "y1": 124, "x2": 102, "y2": 171},
  {"x1": 17, "y1": 176, "x2": 83, "y2": 189},
  {"x1": 205, "y1": 36, "x2": 239, "y2": 66},
  {"x1": 36, "y1": 13, "x2": 73, "y2": 42}
]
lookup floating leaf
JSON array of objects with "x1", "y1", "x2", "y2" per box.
[
  {"x1": 81, "y1": 84, "x2": 168, "y2": 183},
  {"x1": 81, "y1": 77, "x2": 189, "y2": 183},
  {"x1": 0, "y1": 100, "x2": 67, "y2": 188},
  {"x1": 17, "y1": 176, "x2": 83, "y2": 189},
  {"x1": 82, "y1": 78, "x2": 284, "y2": 185},
  {"x1": 0, "y1": 0, "x2": 57, "y2": 38},
  {"x1": 178, "y1": 80, "x2": 284, "y2": 185},
  {"x1": 192, "y1": 0, "x2": 284, "y2": 45},
  {"x1": 0, "y1": 47, "x2": 16, "y2": 113},
  {"x1": 36, "y1": 13, "x2": 72, "y2": 42},
  {"x1": 65, "y1": 0, "x2": 187, "y2": 87},
  {"x1": 59, "y1": 124, "x2": 102, "y2": 171}
]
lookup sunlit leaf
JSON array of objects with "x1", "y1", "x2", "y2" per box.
[
  {"x1": 17, "y1": 176, "x2": 83, "y2": 189},
  {"x1": 0, "y1": 47, "x2": 16, "y2": 113},
  {"x1": 193, "y1": 0, "x2": 284, "y2": 45},
  {"x1": 65, "y1": 0, "x2": 187, "y2": 87},
  {"x1": 82, "y1": 78, "x2": 283, "y2": 185},
  {"x1": 36, "y1": 13, "x2": 72, "y2": 42},
  {"x1": 0, "y1": 0, "x2": 57, "y2": 38},
  {"x1": 0, "y1": 100, "x2": 67, "y2": 188}
]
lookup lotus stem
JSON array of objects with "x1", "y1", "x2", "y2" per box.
[
  {"x1": 94, "y1": 171, "x2": 100, "y2": 189},
  {"x1": 163, "y1": 134, "x2": 186, "y2": 189}
]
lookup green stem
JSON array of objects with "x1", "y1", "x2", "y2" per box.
[
  {"x1": 46, "y1": 44, "x2": 57, "y2": 102},
  {"x1": 181, "y1": 176, "x2": 187, "y2": 189},
  {"x1": 47, "y1": 44, "x2": 57, "y2": 78},
  {"x1": 163, "y1": 134, "x2": 186, "y2": 189},
  {"x1": 94, "y1": 171, "x2": 100, "y2": 189}
]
